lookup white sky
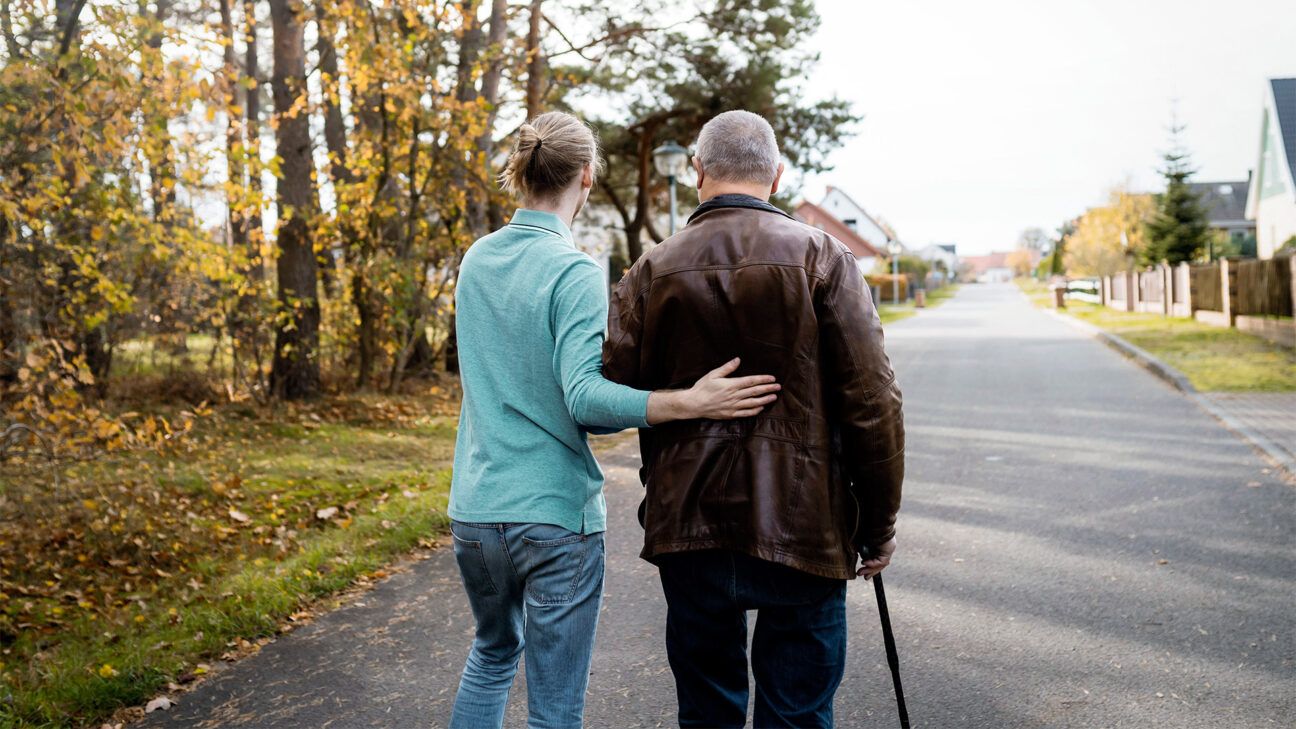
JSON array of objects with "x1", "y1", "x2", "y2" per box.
[{"x1": 799, "y1": 0, "x2": 1295, "y2": 255}]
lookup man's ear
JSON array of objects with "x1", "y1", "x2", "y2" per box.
[
  {"x1": 770, "y1": 162, "x2": 785, "y2": 197},
  {"x1": 692, "y1": 157, "x2": 705, "y2": 189},
  {"x1": 582, "y1": 163, "x2": 594, "y2": 190}
]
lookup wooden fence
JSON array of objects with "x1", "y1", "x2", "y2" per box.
[
  {"x1": 1190, "y1": 264, "x2": 1222, "y2": 312},
  {"x1": 1235, "y1": 257, "x2": 1294, "y2": 317},
  {"x1": 1094, "y1": 255, "x2": 1295, "y2": 347}
]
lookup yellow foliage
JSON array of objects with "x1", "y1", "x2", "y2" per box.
[{"x1": 1064, "y1": 187, "x2": 1156, "y2": 276}]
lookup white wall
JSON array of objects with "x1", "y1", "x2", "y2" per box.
[
  {"x1": 821, "y1": 188, "x2": 890, "y2": 248},
  {"x1": 1255, "y1": 196, "x2": 1296, "y2": 258}
]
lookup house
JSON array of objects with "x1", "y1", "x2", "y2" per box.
[
  {"x1": 960, "y1": 252, "x2": 1014, "y2": 283},
  {"x1": 1190, "y1": 178, "x2": 1254, "y2": 252},
  {"x1": 818, "y1": 186, "x2": 896, "y2": 252},
  {"x1": 794, "y1": 200, "x2": 885, "y2": 274},
  {"x1": 1245, "y1": 77, "x2": 1296, "y2": 259},
  {"x1": 917, "y1": 243, "x2": 958, "y2": 282}
]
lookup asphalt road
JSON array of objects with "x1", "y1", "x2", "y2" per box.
[{"x1": 139, "y1": 283, "x2": 1295, "y2": 728}]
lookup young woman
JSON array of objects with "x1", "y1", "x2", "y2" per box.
[{"x1": 447, "y1": 111, "x2": 780, "y2": 728}]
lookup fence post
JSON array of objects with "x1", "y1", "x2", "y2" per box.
[
  {"x1": 1178, "y1": 262, "x2": 1192, "y2": 316},
  {"x1": 1220, "y1": 258, "x2": 1236, "y2": 326},
  {"x1": 1166, "y1": 263, "x2": 1176, "y2": 315},
  {"x1": 1290, "y1": 256, "x2": 1296, "y2": 347},
  {"x1": 1124, "y1": 270, "x2": 1135, "y2": 312}
]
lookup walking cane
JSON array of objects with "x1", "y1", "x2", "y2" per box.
[{"x1": 872, "y1": 572, "x2": 910, "y2": 728}]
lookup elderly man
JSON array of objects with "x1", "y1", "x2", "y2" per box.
[{"x1": 603, "y1": 110, "x2": 905, "y2": 728}]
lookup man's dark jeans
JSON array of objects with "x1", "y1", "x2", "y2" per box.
[{"x1": 656, "y1": 550, "x2": 848, "y2": 728}]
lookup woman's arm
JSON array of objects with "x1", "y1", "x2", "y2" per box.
[{"x1": 551, "y1": 259, "x2": 778, "y2": 430}]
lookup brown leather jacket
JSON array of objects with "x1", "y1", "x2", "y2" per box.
[{"x1": 603, "y1": 196, "x2": 904, "y2": 580}]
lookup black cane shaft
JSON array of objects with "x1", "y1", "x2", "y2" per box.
[{"x1": 873, "y1": 573, "x2": 910, "y2": 728}]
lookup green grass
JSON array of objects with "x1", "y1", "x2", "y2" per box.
[
  {"x1": 0, "y1": 392, "x2": 462, "y2": 727},
  {"x1": 1015, "y1": 278, "x2": 1296, "y2": 392}
]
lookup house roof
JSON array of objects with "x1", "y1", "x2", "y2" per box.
[
  {"x1": 1188, "y1": 180, "x2": 1251, "y2": 224},
  {"x1": 823, "y1": 185, "x2": 896, "y2": 242},
  {"x1": 961, "y1": 252, "x2": 1009, "y2": 275},
  {"x1": 1273, "y1": 78, "x2": 1296, "y2": 187},
  {"x1": 794, "y1": 201, "x2": 885, "y2": 258}
]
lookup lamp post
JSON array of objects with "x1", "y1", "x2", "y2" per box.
[
  {"x1": 652, "y1": 140, "x2": 690, "y2": 236},
  {"x1": 888, "y1": 239, "x2": 901, "y2": 303}
]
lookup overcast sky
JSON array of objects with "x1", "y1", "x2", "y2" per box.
[{"x1": 797, "y1": 0, "x2": 1294, "y2": 254}]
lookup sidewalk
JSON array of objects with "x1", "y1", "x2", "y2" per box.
[{"x1": 1197, "y1": 392, "x2": 1296, "y2": 475}]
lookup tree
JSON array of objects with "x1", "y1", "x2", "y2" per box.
[
  {"x1": 1144, "y1": 120, "x2": 1210, "y2": 265},
  {"x1": 1006, "y1": 249, "x2": 1035, "y2": 277},
  {"x1": 268, "y1": 0, "x2": 320, "y2": 399},
  {"x1": 547, "y1": 0, "x2": 858, "y2": 262},
  {"x1": 1017, "y1": 227, "x2": 1048, "y2": 253},
  {"x1": 1064, "y1": 187, "x2": 1156, "y2": 276}
]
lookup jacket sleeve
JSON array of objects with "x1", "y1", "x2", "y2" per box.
[
  {"x1": 817, "y1": 251, "x2": 905, "y2": 551},
  {"x1": 550, "y1": 259, "x2": 651, "y2": 431},
  {"x1": 602, "y1": 266, "x2": 644, "y2": 389}
]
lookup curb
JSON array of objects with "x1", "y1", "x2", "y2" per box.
[{"x1": 1045, "y1": 308, "x2": 1295, "y2": 479}]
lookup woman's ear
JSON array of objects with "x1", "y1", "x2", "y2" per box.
[{"x1": 582, "y1": 163, "x2": 594, "y2": 190}]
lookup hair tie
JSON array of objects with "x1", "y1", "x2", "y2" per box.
[{"x1": 534, "y1": 137, "x2": 543, "y2": 152}]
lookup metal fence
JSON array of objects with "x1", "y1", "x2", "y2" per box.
[{"x1": 1235, "y1": 257, "x2": 1294, "y2": 317}]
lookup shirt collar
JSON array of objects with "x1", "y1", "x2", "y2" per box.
[
  {"x1": 508, "y1": 208, "x2": 575, "y2": 244},
  {"x1": 687, "y1": 193, "x2": 793, "y2": 224}
]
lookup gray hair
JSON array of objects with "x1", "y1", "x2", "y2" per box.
[{"x1": 693, "y1": 110, "x2": 781, "y2": 185}]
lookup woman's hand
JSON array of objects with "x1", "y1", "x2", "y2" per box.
[{"x1": 646, "y1": 358, "x2": 780, "y2": 424}]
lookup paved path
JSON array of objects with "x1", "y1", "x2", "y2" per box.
[
  {"x1": 139, "y1": 283, "x2": 1294, "y2": 728},
  {"x1": 1200, "y1": 392, "x2": 1296, "y2": 474}
]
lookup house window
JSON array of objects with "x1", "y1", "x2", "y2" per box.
[{"x1": 843, "y1": 218, "x2": 857, "y2": 230}]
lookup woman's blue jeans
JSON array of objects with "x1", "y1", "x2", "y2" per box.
[{"x1": 448, "y1": 521, "x2": 606, "y2": 729}]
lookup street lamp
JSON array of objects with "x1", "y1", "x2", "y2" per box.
[
  {"x1": 888, "y1": 239, "x2": 901, "y2": 303},
  {"x1": 652, "y1": 140, "x2": 690, "y2": 236}
]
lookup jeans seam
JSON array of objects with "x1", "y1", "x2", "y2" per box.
[{"x1": 498, "y1": 525, "x2": 521, "y2": 582}]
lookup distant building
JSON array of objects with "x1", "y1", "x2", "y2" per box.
[
  {"x1": 961, "y1": 252, "x2": 1014, "y2": 283},
  {"x1": 1245, "y1": 78, "x2": 1296, "y2": 259},
  {"x1": 818, "y1": 186, "x2": 896, "y2": 252},
  {"x1": 916, "y1": 243, "x2": 958, "y2": 282},
  {"x1": 1190, "y1": 179, "x2": 1255, "y2": 248},
  {"x1": 794, "y1": 200, "x2": 885, "y2": 274}
]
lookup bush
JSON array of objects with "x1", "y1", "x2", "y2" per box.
[{"x1": 865, "y1": 274, "x2": 909, "y2": 303}]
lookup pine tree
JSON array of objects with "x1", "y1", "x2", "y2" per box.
[{"x1": 1144, "y1": 120, "x2": 1210, "y2": 265}]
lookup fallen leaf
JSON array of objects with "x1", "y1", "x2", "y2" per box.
[
  {"x1": 145, "y1": 697, "x2": 172, "y2": 713},
  {"x1": 228, "y1": 508, "x2": 250, "y2": 523},
  {"x1": 316, "y1": 506, "x2": 339, "y2": 520}
]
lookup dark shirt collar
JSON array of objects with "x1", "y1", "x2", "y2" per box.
[{"x1": 687, "y1": 193, "x2": 794, "y2": 224}]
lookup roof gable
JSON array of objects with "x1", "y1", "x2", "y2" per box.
[
  {"x1": 1272, "y1": 78, "x2": 1296, "y2": 189},
  {"x1": 793, "y1": 201, "x2": 884, "y2": 258}
]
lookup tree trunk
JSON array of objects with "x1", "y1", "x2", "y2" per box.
[
  {"x1": 525, "y1": 0, "x2": 544, "y2": 119},
  {"x1": 145, "y1": 0, "x2": 176, "y2": 221},
  {"x1": 268, "y1": 0, "x2": 320, "y2": 399},
  {"x1": 219, "y1": 0, "x2": 247, "y2": 255},
  {"x1": 243, "y1": 0, "x2": 264, "y2": 281}
]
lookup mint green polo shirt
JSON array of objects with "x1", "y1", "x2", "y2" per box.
[{"x1": 448, "y1": 209, "x2": 651, "y2": 534}]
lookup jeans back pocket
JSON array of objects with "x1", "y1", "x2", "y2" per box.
[
  {"x1": 522, "y1": 530, "x2": 589, "y2": 605},
  {"x1": 452, "y1": 530, "x2": 499, "y2": 597}
]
